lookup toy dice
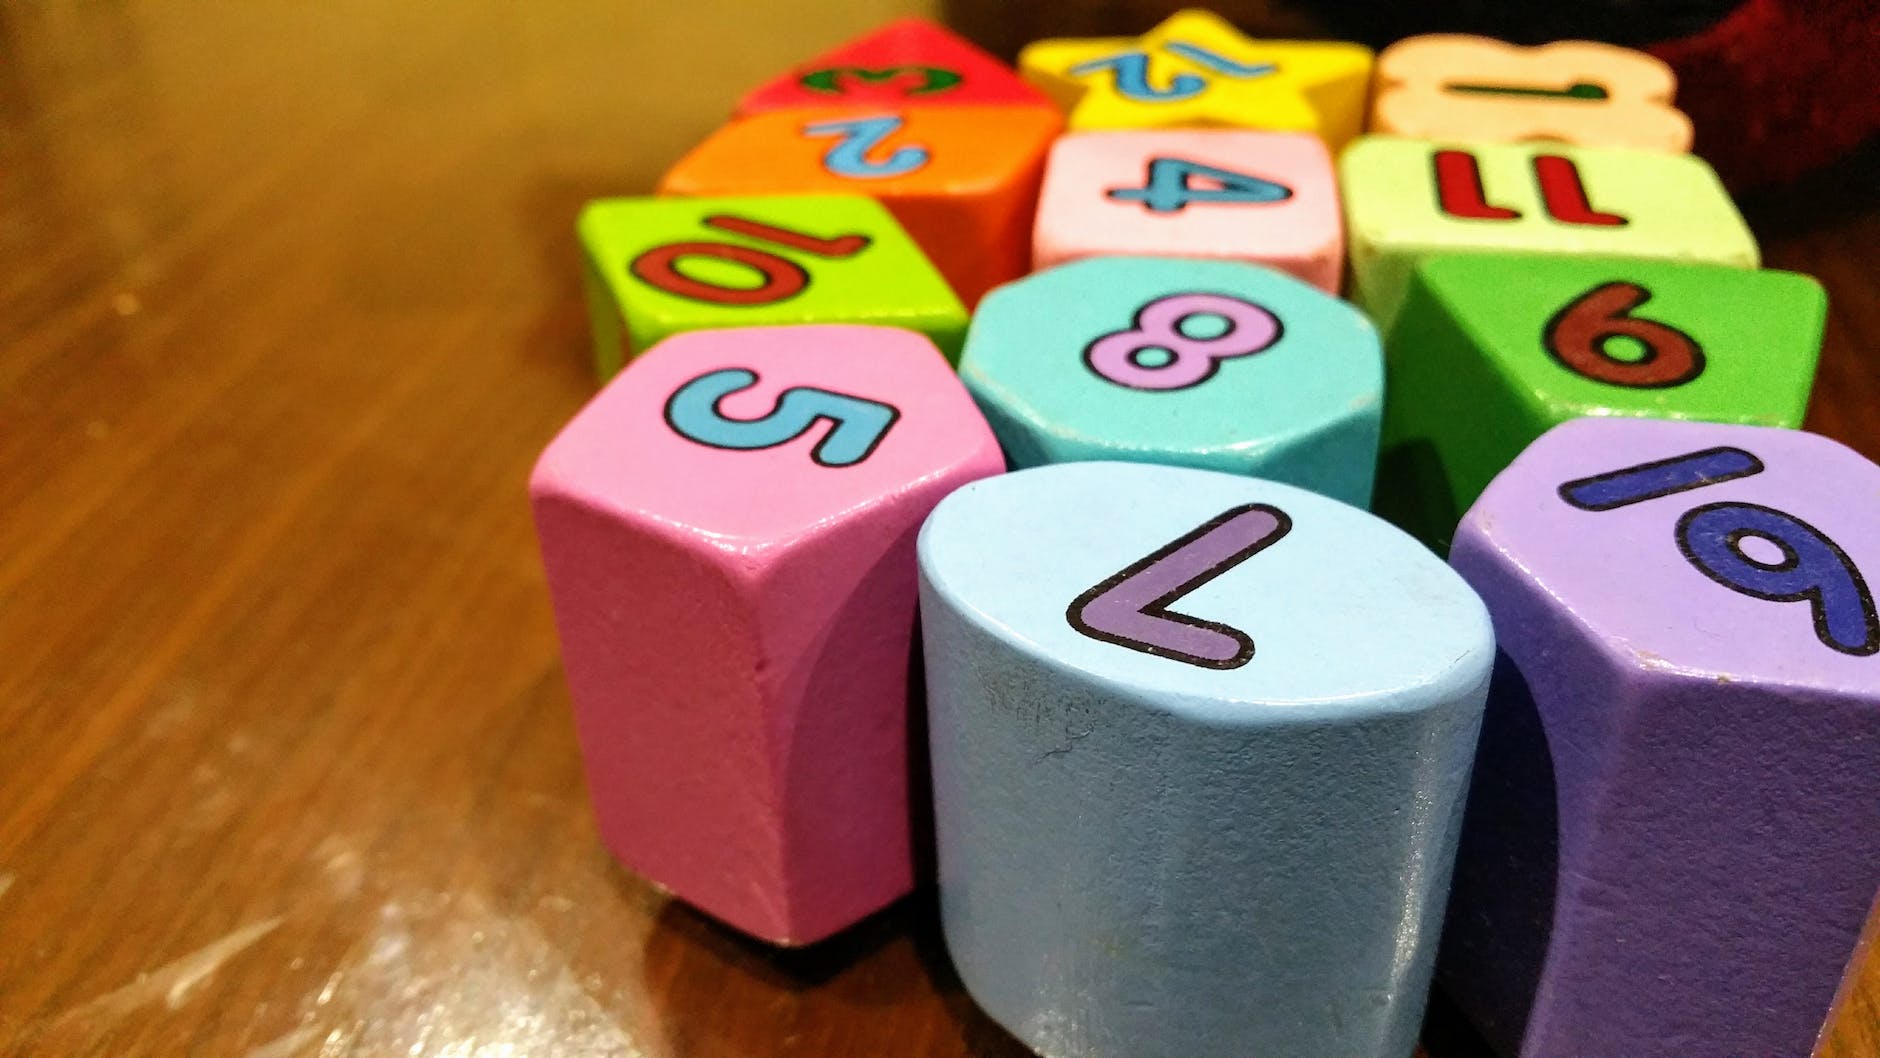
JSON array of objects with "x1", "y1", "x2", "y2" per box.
[
  {"x1": 530, "y1": 324, "x2": 1002, "y2": 945},
  {"x1": 1372, "y1": 35, "x2": 1693, "y2": 152},
  {"x1": 1032, "y1": 129, "x2": 1343, "y2": 290},
  {"x1": 920, "y1": 461, "x2": 1495, "y2": 1058},
  {"x1": 1442, "y1": 417, "x2": 1880, "y2": 1058},
  {"x1": 961, "y1": 257, "x2": 1382, "y2": 506},
  {"x1": 1339, "y1": 136, "x2": 1758, "y2": 328},
  {"x1": 1378, "y1": 254, "x2": 1826, "y2": 550},
  {"x1": 1019, "y1": 8, "x2": 1372, "y2": 149},
  {"x1": 578, "y1": 194, "x2": 965, "y2": 379},
  {"x1": 659, "y1": 107, "x2": 1061, "y2": 305}
]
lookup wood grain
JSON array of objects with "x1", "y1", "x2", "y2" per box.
[{"x1": 0, "y1": 3, "x2": 1873, "y2": 1056}]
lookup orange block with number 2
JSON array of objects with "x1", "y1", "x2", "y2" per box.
[{"x1": 659, "y1": 106, "x2": 1063, "y2": 306}]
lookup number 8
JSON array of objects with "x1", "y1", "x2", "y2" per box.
[{"x1": 1084, "y1": 293, "x2": 1283, "y2": 391}]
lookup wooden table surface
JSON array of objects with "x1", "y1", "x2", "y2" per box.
[{"x1": 3, "y1": 3, "x2": 1875, "y2": 1056}]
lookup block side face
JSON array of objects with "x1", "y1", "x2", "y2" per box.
[
  {"x1": 918, "y1": 461, "x2": 1495, "y2": 722},
  {"x1": 960, "y1": 257, "x2": 1382, "y2": 506},
  {"x1": 1522, "y1": 673, "x2": 1880, "y2": 1058},
  {"x1": 576, "y1": 195, "x2": 963, "y2": 348},
  {"x1": 529, "y1": 489, "x2": 788, "y2": 940},
  {"x1": 1416, "y1": 254, "x2": 1825, "y2": 428},
  {"x1": 1469, "y1": 417, "x2": 1880, "y2": 690},
  {"x1": 923, "y1": 554, "x2": 1489, "y2": 1058}
]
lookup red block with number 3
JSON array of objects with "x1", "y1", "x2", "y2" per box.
[{"x1": 735, "y1": 17, "x2": 1056, "y2": 116}]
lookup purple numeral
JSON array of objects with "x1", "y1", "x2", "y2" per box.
[
  {"x1": 1084, "y1": 293, "x2": 1283, "y2": 391},
  {"x1": 1066, "y1": 504, "x2": 1291, "y2": 669}
]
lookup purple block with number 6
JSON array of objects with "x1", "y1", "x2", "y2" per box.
[{"x1": 1441, "y1": 416, "x2": 1880, "y2": 1058}]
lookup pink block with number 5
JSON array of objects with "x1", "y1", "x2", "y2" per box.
[
  {"x1": 530, "y1": 324, "x2": 1002, "y2": 945},
  {"x1": 1032, "y1": 129, "x2": 1344, "y2": 293}
]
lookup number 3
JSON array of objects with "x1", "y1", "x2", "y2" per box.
[
  {"x1": 664, "y1": 368, "x2": 899, "y2": 467},
  {"x1": 1085, "y1": 293, "x2": 1283, "y2": 391}
]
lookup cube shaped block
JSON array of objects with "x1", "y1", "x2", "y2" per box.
[
  {"x1": 1372, "y1": 35, "x2": 1692, "y2": 152},
  {"x1": 1032, "y1": 130, "x2": 1343, "y2": 291},
  {"x1": 578, "y1": 194, "x2": 965, "y2": 379},
  {"x1": 531, "y1": 324, "x2": 1003, "y2": 945},
  {"x1": 735, "y1": 17, "x2": 1055, "y2": 115},
  {"x1": 921, "y1": 461, "x2": 1494, "y2": 1058},
  {"x1": 659, "y1": 107, "x2": 1063, "y2": 305},
  {"x1": 1338, "y1": 135, "x2": 1758, "y2": 328},
  {"x1": 961, "y1": 257, "x2": 1382, "y2": 506},
  {"x1": 1444, "y1": 417, "x2": 1880, "y2": 1058},
  {"x1": 1378, "y1": 254, "x2": 1825, "y2": 551},
  {"x1": 1019, "y1": 8, "x2": 1372, "y2": 149}
]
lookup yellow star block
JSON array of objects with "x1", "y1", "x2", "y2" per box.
[{"x1": 1019, "y1": 9, "x2": 1373, "y2": 150}]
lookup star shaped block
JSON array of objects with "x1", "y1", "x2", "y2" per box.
[{"x1": 1019, "y1": 9, "x2": 1372, "y2": 149}]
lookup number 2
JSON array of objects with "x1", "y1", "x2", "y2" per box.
[
  {"x1": 664, "y1": 368, "x2": 899, "y2": 467},
  {"x1": 1085, "y1": 292, "x2": 1283, "y2": 391},
  {"x1": 803, "y1": 116, "x2": 930, "y2": 179},
  {"x1": 1067, "y1": 504, "x2": 1292, "y2": 670}
]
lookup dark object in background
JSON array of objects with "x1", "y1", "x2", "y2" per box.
[{"x1": 944, "y1": 0, "x2": 1880, "y2": 189}]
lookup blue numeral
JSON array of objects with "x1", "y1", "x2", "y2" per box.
[
  {"x1": 802, "y1": 116, "x2": 929, "y2": 180},
  {"x1": 1160, "y1": 41, "x2": 1276, "y2": 79},
  {"x1": 1067, "y1": 51, "x2": 1205, "y2": 101},
  {"x1": 664, "y1": 368, "x2": 899, "y2": 467},
  {"x1": 1108, "y1": 156, "x2": 1292, "y2": 213},
  {"x1": 1676, "y1": 502, "x2": 1880, "y2": 656},
  {"x1": 1558, "y1": 447, "x2": 1764, "y2": 511}
]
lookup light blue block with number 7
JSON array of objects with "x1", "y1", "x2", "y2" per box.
[
  {"x1": 918, "y1": 461, "x2": 1494, "y2": 1058},
  {"x1": 961, "y1": 256, "x2": 1383, "y2": 507}
]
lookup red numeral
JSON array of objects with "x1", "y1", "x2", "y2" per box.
[
  {"x1": 629, "y1": 216, "x2": 871, "y2": 307},
  {"x1": 1434, "y1": 150, "x2": 1521, "y2": 220},
  {"x1": 1533, "y1": 155, "x2": 1627, "y2": 226},
  {"x1": 1544, "y1": 281, "x2": 1703, "y2": 388},
  {"x1": 1432, "y1": 150, "x2": 1628, "y2": 227}
]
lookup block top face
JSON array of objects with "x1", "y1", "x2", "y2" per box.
[
  {"x1": 1020, "y1": 8, "x2": 1371, "y2": 137},
  {"x1": 1034, "y1": 130, "x2": 1340, "y2": 265},
  {"x1": 532, "y1": 324, "x2": 999, "y2": 555},
  {"x1": 659, "y1": 106, "x2": 1063, "y2": 198},
  {"x1": 919, "y1": 461, "x2": 1493, "y2": 721},
  {"x1": 1412, "y1": 254, "x2": 1824, "y2": 426},
  {"x1": 735, "y1": 17, "x2": 1053, "y2": 114},
  {"x1": 1460, "y1": 418, "x2": 1880, "y2": 691},
  {"x1": 577, "y1": 194, "x2": 962, "y2": 331},
  {"x1": 962, "y1": 256, "x2": 1380, "y2": 460},
  {"x1": 1373, "y1": 34, "x2": 1692, "y2": 152}
]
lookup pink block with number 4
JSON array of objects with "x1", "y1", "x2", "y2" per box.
[
  {"x1": 1032, "y1": 129, "x2": 1344, "y2": 293},
  {"x1": 530, "y1": 324, "x2": 1003, "y2": 945}
]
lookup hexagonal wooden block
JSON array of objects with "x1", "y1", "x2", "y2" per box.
[
  {"x1": 1032, "y1": 129, "x2": 1343, "y2": 292},
  {"x1": 921, "y1": 460, "x2": 1494, "y2": 1058},
  {"x1": 659, "y1": 107, "x2": 1062, "y2": 305},
  {"x1": 1378, "y1": 254, "x2": 1825, "y2": 551},
  {"x1": 961, "y1": 257, "x2": 1381, "y2": 506},
  {"x1": 530, "y1": 324, "x2": 1003, "y2": 945},
  {"x1": 1444, "y1": 417, "x2": 1880, "y2": 1058}
]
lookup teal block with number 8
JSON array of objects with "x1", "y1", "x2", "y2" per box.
[
  {"x1": 578, "y1": 194, "x2": 967, "y2": 380},
  {"x1": 959, "y1": 256, "x2": 1384, "y2": 506}
]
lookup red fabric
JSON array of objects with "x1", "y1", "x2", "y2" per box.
[{"x1": 1648, "y1": 0, "x2": 1880, "y2": 188}]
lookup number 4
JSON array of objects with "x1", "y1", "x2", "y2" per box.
[{"x1": 1108, "y1": 157, "x2": 1292, "y2": 214}]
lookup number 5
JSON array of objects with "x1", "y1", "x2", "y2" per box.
[{"x1": 663, "y1": 368, "x2": 900, "y2": 467}]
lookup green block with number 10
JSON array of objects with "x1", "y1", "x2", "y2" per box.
[
  {"x1": 578, "y1": 194, "x2": 968, "y2": 380},
  {"x1": 1376, "y1": 253, "x2": 1826, "y2": 552}
]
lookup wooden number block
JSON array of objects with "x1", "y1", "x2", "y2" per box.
[
  {"x1": 735, "y1": 16, "x2": 1054, "y2": 115},
  {"x1": 1378, "y1": 254, "x2": 1825, "y2": 551},
  {"x1": 962, "y1": 257, "x2": 1381, "y2": 505},
  {"x1": 578, "y1": 194, "x2": 965, "y2": 379},
  {"x1": 1019, "y1": 9, "x2": 1372, "y2": 150},
  {"x1": 531, "y1": 324, "x2": 1002, "y2": 945},
  {"x1": 920, "y1": 461, "x2": 1493, "y2": 1058},
  {"x1": 1032, "y1": 129, "x2": 1344, "y2": 291},
  {"x1": 659, "y1": 107, "x2": 1062, "y2": 305},
  {"x1": 1444, "y1": 417, "x2": 1880, "y2": 1058},
  {"x1": 1338, "y1": 136, "x2": 1758, "y2": 329},
  {"x1": 1373, "y1": 35, "x2": 1693, "y2": 153}
]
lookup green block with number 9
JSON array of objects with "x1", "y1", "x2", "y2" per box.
[
  {"x1": 1377, "y1": 253, "x2": 1826, "y2": 552},
  {"x1": 578, "y1": 194, "x2": 967, "y2": 380}
]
